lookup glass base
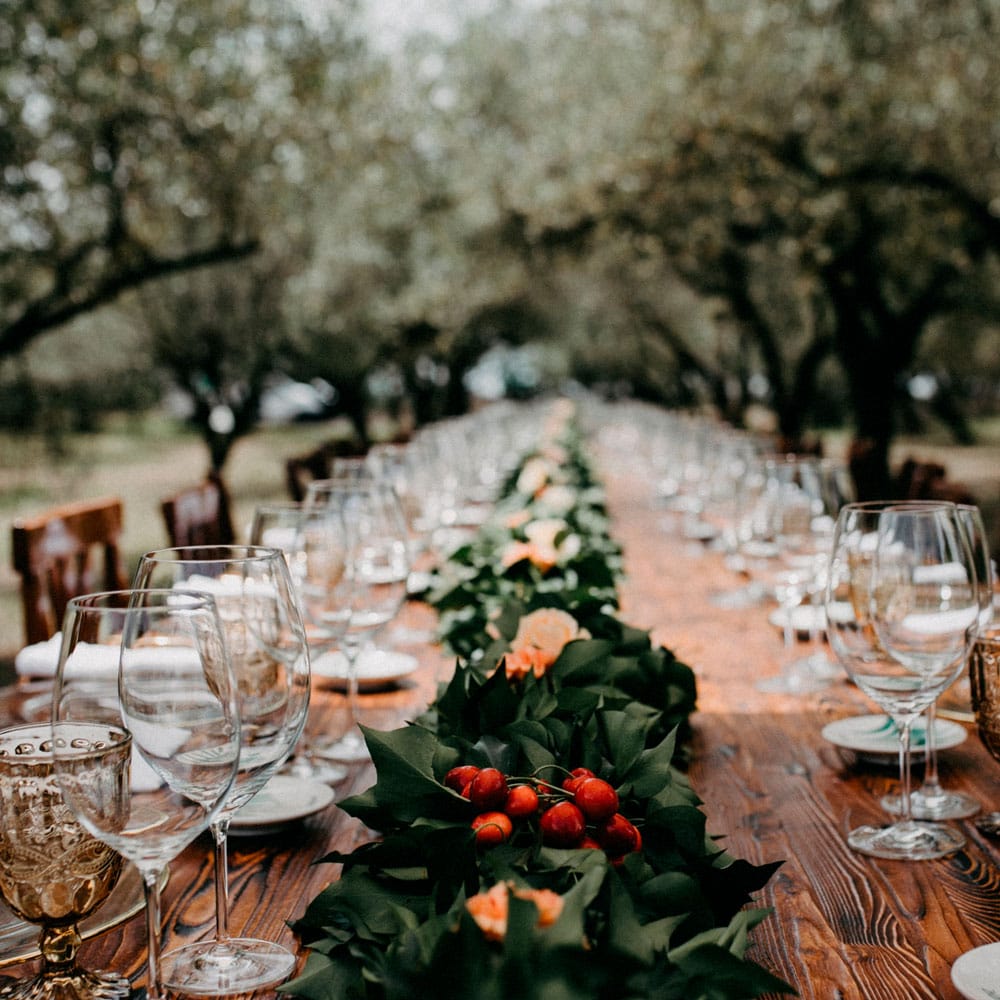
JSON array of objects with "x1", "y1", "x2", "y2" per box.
[
  {"x1": 847, "y1": 820, "x2": 965, "y2": 860},
  {"x1": 0, "y1": 968, "x2": 130, "y2": 1000},
  {"x1": 160, "y1": 938, "x2": 296, "y2": 996},
  {"x1": 708, "y1": 583, "x2": 765, "y2": 610},
  {"x1": 321, "y1": 727, "x2": 370, "y2": 763},
  {"x1": 283, "y1": 753, "x2": 349, "y2": 785},
  {"x1": 975, "y1": 811, "x2": 1000, "y2": 837},
  {"x1": 756, "y1": 669, "x2": 831, "y2": 695},
  {"x1": 881, "y1": 788, "x2": 980, "y2": 821}
]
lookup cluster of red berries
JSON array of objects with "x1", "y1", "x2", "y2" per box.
[{"x1": 443, "y1": 764, "x2": 642, "y2": 863}]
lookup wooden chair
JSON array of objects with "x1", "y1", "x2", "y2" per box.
[
  {"x1": 11, "y1": 496, "x2": 129, "y2": 645},
  {"x1": 285, "y1": 441, "x2": 365, "y2": 501},
  {"x1": 160, "y1": 474, "x2": 236, "y2": 548}
]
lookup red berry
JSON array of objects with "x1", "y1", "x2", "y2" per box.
[
  {"x1": 561, "y1": 767, "x2": 595, "y2": 794},
  {"x1": 472, "y1": 811, "x2": 513, "y2": 846},
  {"x1": 469, "y1": 768, "x2": 509, "y2": 811},
  {"x1": 573, "y1": 778, "x2": 619, "y2": 822},
  {"x1": 595, "y1": 813, "x2": 641, "y2": 856},
  {"x1": 540, "y1": 801, "x2": 586, "y2": 848},
  {"x1": 580, "y1": 836, "x2": 602, "y2": 850},
  {"x1": 444, "y1": 765, "x2": 480, "y2": 793},
  {"x1": 504, "y1": 784, "x2": 539, "y2": 818}
]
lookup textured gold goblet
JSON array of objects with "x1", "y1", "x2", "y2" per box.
[
  {"x1": 969, "y1": 628, "x2": 1000, "y2": 836},
  {"x1": 0, "y1": 724, "x2": 130, "y2": 1000}
]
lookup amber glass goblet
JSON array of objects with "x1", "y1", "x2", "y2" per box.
[
  {"x1": 0, "y1": 724, "x2": 129, "y2": 1000},
  {"x1": 970, "y1": 627, "x2": 1000, "y2": 835}
]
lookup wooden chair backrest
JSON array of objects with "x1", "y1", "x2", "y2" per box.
[
  {"x1": 11, "y1": 496, "x2": 128, "y2": 645},
  {"x1": 160, "y1": 475, "x2": 236, "y2": 548}
]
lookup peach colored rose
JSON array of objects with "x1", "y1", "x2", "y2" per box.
[
  {"x1": 503, "y1": 645, "x2": 552, "y2": 681},
  {"x1": 512, "y1": 607, "x2": 587, "y2": 661},
  {"x1": 516, "y1": 457, "x2": 552, "y2": 497},
  {"x1": 466, "y1": 882, "x2": 565, "y2": 942},
  {"x1": 503, "y1": 508, "x2": 532, "y2": 530}
]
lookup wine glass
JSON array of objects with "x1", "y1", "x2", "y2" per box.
[
  {"x1": 50, "y1": 589, "x2": 240, "y2": 1000},
  {"x1": 754, "y1": 455, "x2": 836, "y2": 694},
  {"x1": 131, "y1": 546, "x2": 310, "y2": 995},
  {"x1": 301, "y1": 479, "x2": 410, "y2": 763},
  {"x1": 882, "y1": 502, "x2": 991, "y2": 822},
  {"x1": 250, "y1": 502, "x2": 349, "y2": 785},
  {"x1": 0, "y1": 723, "x2": 129, "y2": 1000},
  {"x1": 825, "y1": 501, "x2": 978, "y2": 860}
]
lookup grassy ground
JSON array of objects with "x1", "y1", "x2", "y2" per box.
[{"x1": 1, "y1": 411, "x2": 998, "y2": 668}]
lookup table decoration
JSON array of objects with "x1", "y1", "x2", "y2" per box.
[{"x1": 283, "y1": 401, "x2": 791, "y2": 999}]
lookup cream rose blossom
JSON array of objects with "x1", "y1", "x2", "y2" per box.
[{"x1": 501, "y1": 607, "x2": 589, "y2": 680}]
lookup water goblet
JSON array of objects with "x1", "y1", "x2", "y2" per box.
[
  {"x1": 50, "y1": 589, "x2": 240, "y2": 1000},
  {"x1": 250, "y1": 502, "x2": 349, "y2": 785},
  {"x1": 0, "y1": 724, "x2": 129, "y2": 1000},
  {"x1": 825, "y1": 501, "x2": 978, "y2": 860},
  {"x1": 131, "y1": 546, "x2": 310, "y2": 995},
  {"x1": 301, "y1": 478, "x2": 410, "y2": 763}
]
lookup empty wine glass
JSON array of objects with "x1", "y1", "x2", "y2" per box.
[
  {"x1": 755, "y1": 455, "x2": 836, "y2": 694},
  {"x1": 825, "y1": 501, "x2": 978, "y2": 860},
  {"x1": 131, "y1": 546, "x2": 310, "y2": 995},
  {"x1": 302, "y1": 479, "x2": 409, "y2": 763},
  {"x1": 50, "y1": 589, "x2": 240, "y2": 1000},
  {"x1": 0, "y1": 723, "x2": 129, "y2": 1000},
  {"x1": 250, "y1": 502, "x2": 349, "y2": 785},
  {"x1": 882, "y1": 502, "x2": 991, "y2": 822}
]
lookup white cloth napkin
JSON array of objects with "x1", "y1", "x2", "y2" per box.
[{"x1": 15, "y1": 638, "x2": 204, "y2": 680}]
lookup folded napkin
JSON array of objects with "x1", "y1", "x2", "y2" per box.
[{"x1": 16, "y1": 637, "x2": 203, "y2": 680}]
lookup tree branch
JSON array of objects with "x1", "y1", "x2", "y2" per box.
[{"x1": 0, "y1": 239, "x2": 260, "y2": 360}]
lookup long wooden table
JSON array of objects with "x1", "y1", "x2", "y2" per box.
[{"x1": 3, "y1": 460, "x2": 1000, "y2": 999}]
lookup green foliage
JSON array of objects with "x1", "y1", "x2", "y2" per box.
[{"x1": 282, "y1": 406, "x2": 789, "y2": 1000}]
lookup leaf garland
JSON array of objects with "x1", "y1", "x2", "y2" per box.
[{"x1": 282, "y1": 404, "x2": 793, "y2": 1000}]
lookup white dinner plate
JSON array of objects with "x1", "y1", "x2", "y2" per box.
[
  {"x1": 821, "y1": 713, "x2": 967, "y2": 767},
  {"x1": 310, "y1": 648, "x2": 419, "y2": 691},
  {"x1": 230, "y1": 775, "x2": 335, "y2": 836},
  {"x1": 952, "y1": 942, "x2": 1000, "y2": 1000},
  {"x1": 768, "y1": 605, "x2": 827, "y2": 635}
]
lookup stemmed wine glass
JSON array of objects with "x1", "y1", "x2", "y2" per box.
[
  {"x1": 825, "y1": 501, "x2": 979, "y2": 860},
  {"x1": 50, "y1": 589, "x2": 240, "y2": 1000},
  {"x1": 0, "y1": 722, "x2": 129, "y2": 1000},
  {"x1": 754, "y1": 455, "x2": 838, "y2": 694},
  {"x1": 301, "y1": 479, "x2": 410, "y2": 763},
  {"x1": 131, "y1": 546, "x2": 310, "y2": 995},
  {"x1": 881, "y1": 502, "x2": 991, "y2": 822},
  {"x1": 250, "y1": 502, "x2": 349, "y2": 784}
]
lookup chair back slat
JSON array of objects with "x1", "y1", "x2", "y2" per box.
[
  {"x1": 160, "y1": 475, "x2": 235, "y2": 548},
  {"x1": 11, "y1": 496, "x2": 127, "y2": 644}
]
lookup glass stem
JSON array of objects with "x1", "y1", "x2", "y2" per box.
[
  {"x1": 920, "y1": 703, "x2": 942, "y2": 796},
  {"x1": 212, "y1": 817, "x2": 233, "y2": 944},
  {"x1": 143, "y1": 868, "x2": 165, "y2": 1000},
  {"x1": 896, "y1": 719, "x2": 915, "y2": 826}
]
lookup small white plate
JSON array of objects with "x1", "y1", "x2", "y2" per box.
[
  {"x1": 768, "y1": 605, "x2": 827, "y2": 635},
  {"x1": 821, "y1": 713, "x2": 967, "y2": 767},
  {"x1": 310, "y1": 649, "x2": 419, "y2": 691},
  {"x1": 952, "y1": 942, "x2": 1000, "y2": 1000},
  {"x1": 230, "y1": 775, "x2": 334, "y2": 836}
]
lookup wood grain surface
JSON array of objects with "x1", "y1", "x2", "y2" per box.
[{"x1": 2, "y1": 454, "x2": 998, "y2": 999}]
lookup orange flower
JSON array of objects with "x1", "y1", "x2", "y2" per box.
[
  {"x1": 512, "y1": 607, "x2": 587, "y2": 660},
  {"x1": 503, "y1": 645, "x2": 552, "y2": 681},
  {"x1": 499, "y1": 607, "x2": 589, "y2": 681},
  {"x1": 466, "y1": 882, "x2": 564, "y2": 942}
]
